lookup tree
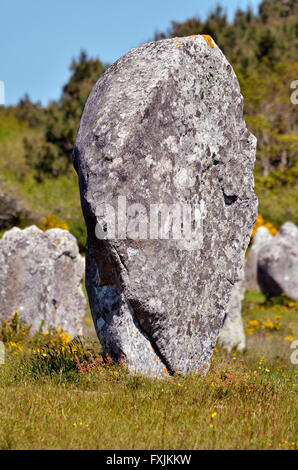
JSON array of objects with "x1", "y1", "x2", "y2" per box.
[
  {"x1": 25, "y1": 51, "x2": 106, "y2": 180},
  {"x1": 15, "y1": 94, "x2": 45, "y2": 128}
]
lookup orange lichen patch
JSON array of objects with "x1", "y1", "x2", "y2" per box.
[{"x1": 200, "y1": 34, "x2": 215, "y2": 48}]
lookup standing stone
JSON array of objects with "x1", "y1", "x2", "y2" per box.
[
  {"x1": 0, "y1": 226, "x2": 86, "y2": 335},
  {"x1": 245, "y1": 226, "x2": 273, "y2": 289},
  {"x1": 218, "y1": 267, "x2": 246, "y2": 352},
  {"x1": 258, "y1": 222, "x2": 298, "y2": 299},
  {"x1": 73, "y1": 35, "x2": 257, "y2": 376}
]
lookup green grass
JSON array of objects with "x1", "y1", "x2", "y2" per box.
[
  {"x1": 0, "y1": 292, "x2": 297, "y2": 450},
  {"x1": 255, "y1": 171, "x2": 298, "y2": 227},
  {"x1": 0, "y1": 111, "x2": 297, "y2": 449}
]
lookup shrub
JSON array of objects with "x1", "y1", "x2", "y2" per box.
[{"x1": 39, "y1": 214, "x2": 69, "y2": 231}]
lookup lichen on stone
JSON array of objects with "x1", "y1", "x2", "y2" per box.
[
  {"x1": 200, "y1": 34, "x2": 215, "y2": 48},
  {"x1": 73, "y1": 36, "x2": 257, "y2": 377}
]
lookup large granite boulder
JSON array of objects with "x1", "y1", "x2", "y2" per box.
[
  {"x1": 73, "y1": 35, "x2": 257, "y2": 376},
  {"x1": 0, "y1": 226, "x2": 86, "y2": 335},
  {"x1": 258, "y1": 222, "x2": 298, "y2": 299},
  {"x1": 218, "y1": 267, "x2": 246, "y2": 352},
  {"x1": 245, "y1": 226, "x2": 273, "y2": 289}
]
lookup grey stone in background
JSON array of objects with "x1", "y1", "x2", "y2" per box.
[
  {"x1": 0, "y1": 225, "x2": 86, "y2": 335},
  {"x1": 218, "y1": 267, "x2": 246, "y2": 352},
  {"x1": 245, "y1": 226, "x2": 273, "y2": 289},
  {"x1": 0, "y1": 187, "x2": 37, "y2": 230},
  {"x1": 258, "y1": 222, "x2": 298, "y2": 300},
  {"x1": 73, "y1": 35, "x2": 257, "y2": 376}
]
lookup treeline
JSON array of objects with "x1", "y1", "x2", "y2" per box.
[
  {"x1": 4, "y1": 0, "x2": 298, "y2": 189},
  {"x1": 18, "y1": 51, "x2": 106, "y2": 181}
]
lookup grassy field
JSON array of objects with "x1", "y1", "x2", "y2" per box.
[{"x1": 0, "y1": 290, "x2": 297, "y2": 450}]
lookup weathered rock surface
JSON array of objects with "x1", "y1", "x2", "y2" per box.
[
  {"x1": 218, "y1": 267, "x2": 246, "y2": 352},
  {"x1": 258, "y1": 222, "x2": 298, "y2": 299},
  {"x1": 0, "y1": 225, "x2": 86, "y2": 335},
  {"x1": 73, "y1": 35, "x2": 258, "y2": 376},
  {"x1": 245, "y1": 226, "x2": 273, "y2": 289}
]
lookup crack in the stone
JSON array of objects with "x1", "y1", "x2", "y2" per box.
[
  {"x1": 128, "y1": 298, "x2": 174, "y2": 375},
  {"x1": 112, "y1": 246, "x2": 129, "y2": 273},
  {"x1": 110, "y1": 245, "x2": 171, "y2": 374},
  {"x1": 56, "y1": 251, "x2": 76, "y2": 261}
]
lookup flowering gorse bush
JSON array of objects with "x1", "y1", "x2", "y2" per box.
[
  {"x1": 0, "y1": 312, "x2": 31, "y2": 344},
  {"x1": 39, "y1": 214, "x2": 69, "y2": 231},
  {"x1": 246, "y1": 317, "x2": 281, "y2": 335},
  {"x1": 0, "y1": 312, "x2": 107, "y2": 381},
  {"x1": 251, "y1": 213, "x2": 278, "y2": 239}
]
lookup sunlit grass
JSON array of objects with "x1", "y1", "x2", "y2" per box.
[{"x1": 0, "y1": 292, "x2": 297, "y2": 450}]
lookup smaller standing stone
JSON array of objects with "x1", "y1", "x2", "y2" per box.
[
  {"x1": 0, "y1": 225, "x2": 86, "y2": 335},
  {"x1": 245, "y1": 226, "x2": 273, "y2": 289},
  {"x1": 218, "y1": 268, "x2": 246, "y2": 352},
  {"x1": 258, "y1": 222, "x2": 298, "y2": 299}
]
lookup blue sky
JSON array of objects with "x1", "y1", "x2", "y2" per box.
[{"x1": 0, "y1": 0, "x2": 261, "y2": 106}]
